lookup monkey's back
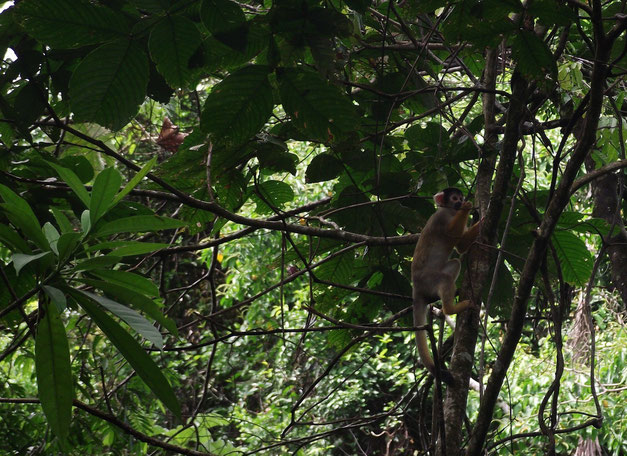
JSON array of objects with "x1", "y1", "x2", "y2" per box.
[{"x1": 411, "y1": 207, "x2": 457, "y2": 273}]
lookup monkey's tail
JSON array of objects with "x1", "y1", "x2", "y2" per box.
[{"x1": 413, "y1": 296, "x2": 455, "y2": 386}]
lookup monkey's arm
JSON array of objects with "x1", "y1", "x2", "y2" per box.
[
  {"x1": 446, "y1": 204, "x2": 471, "y2": 239},
  {"x1": 456, "y1": 219, "x2": 482, "y2": 253}
]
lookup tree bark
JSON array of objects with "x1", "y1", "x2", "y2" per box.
[
  {"x1": 465, "y1": 10, "x2": 617, "y2": 452},
  {"x1": 441, "y1": 52, "x2": 529, "y2": 454},
  {"x1": 583, "y1": 159, "x2": 627, "y2": 305}
]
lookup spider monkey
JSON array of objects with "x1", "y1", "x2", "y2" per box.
[{"x1": 411, "y1": 188, "x2": 481, "y2": 385}]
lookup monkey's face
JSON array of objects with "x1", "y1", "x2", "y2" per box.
[
  {"x1": 435, "y1": 187, "x2": 465, "y2": 209},
  {"x1": 447, "y1": 191, "x2": 464, "y2": 210}
]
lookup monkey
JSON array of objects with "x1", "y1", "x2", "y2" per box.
[{"x1": 411, "y1": 188, "x2": 482, "y2": 385}]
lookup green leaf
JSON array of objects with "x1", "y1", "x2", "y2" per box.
[
  {"x1": 200, "y1": 0, "x2": 248, "y2": 51},
  {"x1": 79, "y1": 290, "x2": 163, "y2": 349},
  {"x1": 277, "y1": 68, "x2": 358, "y2": 142},
  {"x1": 201, "y1": 0, "x2": 246, "y2": 36},
  {"x1": 43, "y1": 222, "x2": 61, "y2": 255},
  {"x1": 551, "y1": 230, "x2": 593, "y2": 286},
  {"x1": 201, "y1": 65, "x2": 274, "y2": 144},
  {"x1": 57, "y1": 232, "x2": 82, "y2": 262},
  {"x1": 305, "y1": 153, "x2": 343, "y2": 183},
  {"x1": 250, "y1": 180, "x2": 294, "y2": 214},
  {"x1": 88, "y1": 269, "x2": 159, "y2": 298},
  {"x1": 58, "y1": 155, "x2": 95, "y2": 184},
  {"x1": 344, "y1": 0, "x2": 371, "y2": 13},
  {"x1": 81, "y1": 278, "x2": 177, "y2": 336},
  {"x1": 47, "y1": 162, "x2": 91, "y2": 207},
  {"x1": 86, "y1": 241, "x2": 169, "y2": 256},
  {"x1": 149, "y1": 15, "x2": 201, "y2": 88},
  {"x1": 558, "y1": 212, "x2": 612, "y2": 237},
  {"x1": 50, "y1": 208, "x2": 74, "y2": 234},
  {"x1": 315, "y1": 253, "x2": 354, "y2": 284},
  {"x1": 0, "y1": 224, "x2": 32, "y2": 253},
  {"x1": 511, "y1": 30, "x2": 557, "y2": 85},
  {"x1": 74, "y1": 255, "x2": 123, "y2": 271},
  {"x1": 405, "y1": 122, "x2": 449, "y2": 152},
  {"x1": 112, "y1": 157, "x2": 157, "y2": 205},
  {"x1": 42, "y1": 285, "x2": 67, "y2": 312},
  {"x1": 16, "y1": 0, "x2": 129, "y2": 48},
  {"x1": 528, "y1": 0, "x2": 576, "y2": 26},
  {"x1": 0, "y1": 184, "x2": 49, "y2": 250},
  {"x1": 94, "y1": 215, "x2": 187, "y2": 237},
  {"x1": 256, "y1": 143, "x2": 297, "y2": 175},
  {"x1": 12, "y1": 251, "x2": 51, "y2": 275},
  {"x1": 35, "y1": 303, "x2": 73, "y2": 441},
  {"x1": 0, "y1": 265, "x2": 36, "y2": 324},
  {"x1": 76, "y1": 293, "x2": 181, "y2": 418},
  {"x1": 90, "y1": 167, "x2": 122, "y2": 224},
  {"x1": 69, "y1": 40, "x2": 149, "y2": 130},
  {"x1": 81, "y1": 210, "x2": 91, "y2": 234}
]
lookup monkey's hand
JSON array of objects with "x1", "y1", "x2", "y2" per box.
[{"x1": 461, "y1": 201, "x2": 472, "y2": 211}]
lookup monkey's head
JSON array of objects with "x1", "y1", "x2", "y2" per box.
[{"x1": 434, "y1": 187, "x2": 464, "y2": 210}]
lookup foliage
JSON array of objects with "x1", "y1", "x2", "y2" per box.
[{"x1": 0, "y1": 0, "x2": 626, "y2": 455}]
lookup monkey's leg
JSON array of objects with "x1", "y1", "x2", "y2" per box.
[{"x1": 438, "y1": 259, "x2": 472, "y2": 315}]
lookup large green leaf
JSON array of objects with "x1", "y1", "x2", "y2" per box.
[
  {"x1": 250, "y1": 180, "x2": 295, "y2": 215},
  {"x1": 16, "y1": 0, "x2": 129, "y2": 48},
  {"x1": 81, "y1": 278, "x2": 177, "y2": 336},
  {"x1": 405, "y1": 122, "x2": 449, "y2": 153},
  {"x1": 76, "y1": 293, "x2": 181, "y2": 418},
  {"x1": 94, "y1": 215, "x2": 187, "y2": 237},
  {"x1": 86, "y1": 241, "x2": 169, "y2": 256},
  {"x1": 112, "y1": 157, "x2": 157, "y2": 205},
  {"x1": 35, "y1": 303, "x2": 73, "y2": 441},
  {"x1": 305, "y1": 153, "x2": 343, "y2": 183},
  {"x1": 511, "y1": 30, "x2": 557, "y2": 85},
  {"x1": 0, "y1": 265, "x2": 36, "y2": 324},
  {"x1": 0, "y1": 224, "x2": 32, "y2": 253},
  {"x1": 200, "y1": 0, "x2": 248, "y2": 51},
  {"x1": 0, "y1": 184, "x2": 49, "y2": 251},
  {"x1": 79, "y1": 290, "x2": 164, "y2": 349},
  {"x1": 277, "y1": 68, "x2": 358, "y2": 142},
  {"x1": 551, "y1": 230, "x2": 593, "y2": 286},
  {"x1": 90, "y1": 167, "x2": 122, "y2": 224},
  {"x1": 42, "y1": 223, "x2": 61, "y2": 255},
  {"x1": 42, "y1": 285, "x2": 68, "y2": 313},
  {"x1": 47, "y1": 162, "x2": 91, "y2": 208},
  {"x1": 201, "y1": 65, "x2": 274, "y2": 144},
  {"x1": 56, "y1": 232, "x2": 82, "y2": 262},
  {"x1": 148, "y1": 15, "x2": 202, "y2": 88},
  {"x1": 69, "y1": 40, "x2": 149, "y2": 130},
  {"x1": 12, "y1": 251, "x2": 51, "y2": 276},
  {"x1": 88, "y1": 269, "x2": 159, "y2": 298},
  {"x1": 74, "y1": 256, "x2": 123, "y2": 271},
  {"x1": 314, "y1": 253, "x2": 354, "y2": 285}
]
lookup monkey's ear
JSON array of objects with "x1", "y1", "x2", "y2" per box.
[{"x1": 434, "y1": 191, "x2": 445, "y2": 206}]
